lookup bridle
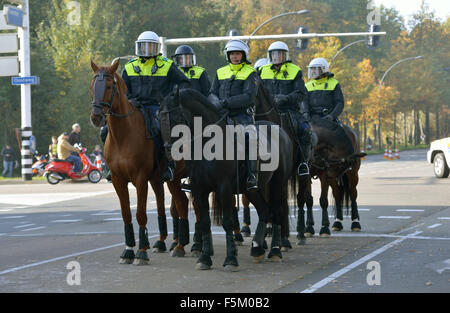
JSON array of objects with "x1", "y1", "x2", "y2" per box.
[{"x1": 91, "y1": 70, "x2": 135, "y2": 119}]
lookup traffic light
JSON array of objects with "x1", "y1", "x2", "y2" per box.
[
  {"x1": 295, "y1": 25, "x2": 308, "y2": 51},
  {"x1": 366, "y1": 24, "x2": 380, "y2": 49}
]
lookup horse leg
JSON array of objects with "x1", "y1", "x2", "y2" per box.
[
  {"x1": 149, "y1": 178, "x2": 167, "y2": 253},
  {"x1": 232, "y1": 195, "x2": 244, "y2": 246},
  {"x1": 349, "y1": 170, "x2": 362, "y2": 231},
  {"x1": 191, "y1": 198, "x2": 203, "y2": 257},
  {"x1": 296, "y1": 188, "x2": 307, "y2": 245},
  {"x1": 220, "y1": 187, "x2": 239, "y2": 272},
  {"x1": 304, "y1": 179, "x2": 315, "y2": 237},
  {"x1": 245, "y1": 190, "x2": 269, "y2": 263},
  {"x1": 169, "y1": 198, "x2": 179, "y2": 252},
  {"x1": 268, "y1": 183, "x2": 284, "y2": 261},
  {"x1": 280, "y1": 188, "x2": 292, "y2": 252},
  {"x1": 167, "y1": 180, "x2": 189, "y2": 257},
  {"x1": 195, "y1": 190, "x2": 214, "y2": 270},
  {"x1": 319, "y1": 177, "x2": 331, "y2": 237},
  {"x1": 133, "y1": 176, "x2": 150, "y2": 265},
  {"x1": 240, "y1": 194, "x2": 252, "y2": 237},
  {"x1": 331, "y1": 178, "x2": 344, "y2": 232},
  {"x1": 113, "y1": 178, "x2": 135, "y2": 264}
]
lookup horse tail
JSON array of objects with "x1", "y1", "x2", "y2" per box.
[{"x1": 211, "y1": 192, "x2": 223, "y2": 226}]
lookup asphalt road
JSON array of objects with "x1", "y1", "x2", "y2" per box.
[{"x1": 0, "y1": 149, "x2": 449, "y2": 293}]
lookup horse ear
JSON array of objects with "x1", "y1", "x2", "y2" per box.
[
  {"x1": 90, "y1": 59, "x2": 99, "y2": 73},
  {"x1": 109, "y1": 58, "x2": 120, "y2": 74}
]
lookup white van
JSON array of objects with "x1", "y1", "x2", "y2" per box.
[{"x1": 427, "y1": 137, "x2": 450, "y2": 178}]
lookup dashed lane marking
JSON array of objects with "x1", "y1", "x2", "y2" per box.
[
  {"x1": 427, "y1": 223, "x2": 442, "y2": 229},
  {"x1": 378, "y1": 216, "x2": 411, "y2": 219},
  {"x1": 50, "y1": 220, "x2": 82, "y2": 223},
  {"x1": 20, "y1": 226, "x2": 47, "y2": 232},
  {"x1": 396, "y1": 209, "x2": 424, "y2": 212},
  {"x1": 13, "y1": 224, "x2": 35, "y2": 229}
]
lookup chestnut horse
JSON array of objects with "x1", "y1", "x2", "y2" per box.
[{"x1": 89, "y1": 59, "x2": 193, "y2": 264}]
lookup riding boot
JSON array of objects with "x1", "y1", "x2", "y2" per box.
[
  {"x1": 246, "y1": 159, "x2": 259, "y2": 191},
  {"x1": 162, "y1": 154, "x2": 175, "y2": 182},
  {"x1": 298, "y1": 143, "x2": 311, "y2": 176}
]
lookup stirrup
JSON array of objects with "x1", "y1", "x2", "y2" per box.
[
  {"x1": 180, "y1": 179, "x2": 191, "y2": 192},
  {"x1": 246, "y1": 174, "x2": 258, "y2": 190},
  {"x1": 297, "y1": 163, "x2": 309, "y2": 176}
]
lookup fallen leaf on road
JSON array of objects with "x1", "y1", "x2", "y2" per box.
[{"x1": 426, "y1": 282, "x2": 432, "y2": 286}]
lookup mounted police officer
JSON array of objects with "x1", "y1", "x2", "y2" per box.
[
  {"x1": 101, "y1": 31, "x2": 190, "y2": 182},
  {"x1": 172, "y1": 45, "x2": 211, "y2": 96},
  {"x1": 209, "y1": 39, "x2": 259, "y2": 190},
  {"x1": 303, "y1": 57, "x2": 344, "y2": 122},
  {"x1": 259, "y1": 41, "x2": 311, "y2": 176}
]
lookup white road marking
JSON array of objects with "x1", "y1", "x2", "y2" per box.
[
  {"x1": 91, "y1": 212, "x2": 121, "y2": 216},
  {"x1": 103, "y1": 218, "x2": 123, "y2": 221},
  {"x1": 396, "y1": 209, "x2": 424, "y2": 212},
  {"x1": 13, "y1": 224, "x2": 35, "y2": 229},
  {"x1": 301, "y1": 231, "x2": 423, "y2": 293},
  {"x1": 0, "y1": 216, "x2": 25, "y2": 219},
  {"x1": 0, "y1": 191, "x2": 114, "y2": 206},
  {"x1": 425, "y1": 259, "x2": 450, "y2": 274},
  {"x1": 50, "y1": 220, "x2": 82, "y2": 223},
  {"x1": 427, "y1": 223, "x2": 442, "y2": 229},
  {"x1": 378, "y1": 216, "x2": 411, "y2": 219},
  {"x1": 438, "y1": 217, "x2": 450, "y2": 220},
  {"x1": 395, "y1": 223, "x2": 425, "y2": 234},
  {"x1": 0, "y1": 209, "x2": 13, "y2": 212},
  {"x1": 21, "y1": 226, "x2": 47, "y2": 232}
]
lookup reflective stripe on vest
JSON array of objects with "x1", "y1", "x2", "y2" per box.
[
  {"x1": 180, "y1": 66, "x2": 205, "y2": 80},
  {"x1": 216, "y1": 63, "x2": 255, "y2": 80},
  {"x1": 305, "y1": 77, "x2": 339, "y2": 91},
  {"x1": 259, "y1": 62, "x2": 301, "y2": 81},
  {"x1": 125, "y1": 56, "x2": 172, "y2": 77}
]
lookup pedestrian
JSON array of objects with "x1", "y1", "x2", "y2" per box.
[
  {"x1": 1, "y1": 144, "x2": 18, "y2": 177},
  {"x1": 48, "y1": 136, "x2": 58, "y2": 159},
  {"x1": 69, "y1": 123, "x2": 82, "y2": 147}
]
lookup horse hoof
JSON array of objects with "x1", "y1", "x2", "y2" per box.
[
  {"x1": 191, "y1": 250, "x2": 202, "y2": 258},
  {"x1": 297, "y1": 238, "x2": 306, "y2": 246},
  {"x1": 281, "y1": 239, "x2": 292, "y2": 251},
  {"x1": 241, "y1": 226, "x2": 251, "y2": 237},
  {"x1": 304, "y1": 232, "x2": 313, "y2": 238},
  {"x1": 269, "y1": 255, "x2": 282, "y2": 262},
  {"x1": 170, "y1": 248, "x2": 185, "y2": 257},
  {"x1": 234, "y1": 233, "x2": 244, "y2": 245},
  {"x1": 253, "y1": 255, "x2": 265, "y2": 264},
  {"x1": 195, "y1": 263, "x2": 211, "y2": 270},
  {"x1": 320, "y1": 227, "x2": 331, "y2": 237},
  {"x1": 152, "y1": 240, "x2": 167, "y2": 253},
  {"x1": 119, "y1": 258, "x2": 133, "y2": 264},
  {"x1": 169, "y1": 241, "x2": 178, "y2": 251},
  {"x1": 281, "y1": 246, "x2": 289, "y2": 252},
  {"x1": 332, "y1": 221, "x2": 343, "y2": 231},
  {"x1": 351, "y1": 222, "x2": 362, "y2": 232},
  {"x1": 224, "y1": 265, "x2": 239, "y2": 272},
  {"x1": 133, "y1": 258, "x2": 149, "y2": 266}
]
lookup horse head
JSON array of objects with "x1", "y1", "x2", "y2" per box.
[{"x1": 89, "y1": 58, "x2": 121, "y2": 127}]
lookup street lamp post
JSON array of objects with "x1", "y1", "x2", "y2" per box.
[
  {"x1": 329, "y1": 39, "x2": 365, "y2": 67},
  {"x1": 249, "y1": 10, "x2": 311, "y2": 37},
  {"x1": 377, "y1": 56, "x2": 423, "y2": 150}
]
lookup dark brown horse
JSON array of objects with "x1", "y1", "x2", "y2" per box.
[
  {"x1": 89, "y1": 59, "x2": 195, "y2": 264},
  {"x1": 296, "y1": 117, "x2": 365, "y2": 240}
]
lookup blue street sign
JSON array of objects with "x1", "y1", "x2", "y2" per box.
[
  {"x1": 11, "y1": 76, "x2": 40, "y2": 85},
  {"x1": 3, "y1": 5, "x2": 23, "y2": 27}
]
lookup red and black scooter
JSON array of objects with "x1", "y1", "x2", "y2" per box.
[
  {"x1": 43, "y1": 147, "x2": 102, "y2": 185},
  {"x1": 32, "y1": 153, "x2": 49, "y2": 176}
]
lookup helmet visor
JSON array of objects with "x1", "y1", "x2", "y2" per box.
[
  {"x1": 308, "y1": 67, "x2": 324, "y2": 80},
  {"x1": 269, "y1": 50, "x2": 289, "y2": 65},
  {"x1": 175, "y1": 54, "x2": 196, "y2": 67},
  {"x1": 136, "y1": 41, "x2": 160, "y2": 57}
]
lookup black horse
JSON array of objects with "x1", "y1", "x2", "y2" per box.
[
  {"x1": 252, "y1": 83, "x2": 307, "y2": 250},
  {"x1": 160, "y1": 88, "x2": 294, "y2": 271},
  {"x1": 296, "y1": 117, "x2": 366, "y2": 239}
]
